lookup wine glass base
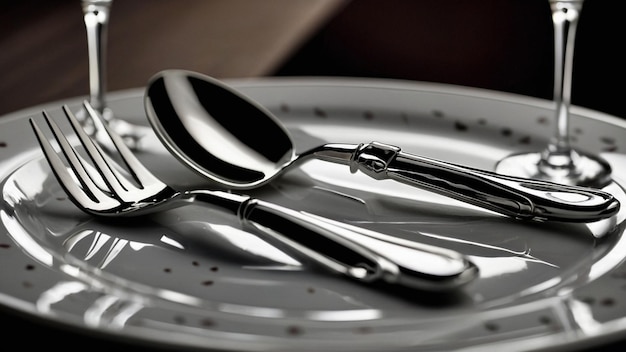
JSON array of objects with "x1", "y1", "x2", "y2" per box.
[
  {"x1": 495, "y1": 151, "x2": 612, "y2": 188},
  {"x1": 76, "y1": 106, "x2": 153, "y2": 151},
  {"x1": 105, "y1": 115, "x2": 153, "y2": 150}
]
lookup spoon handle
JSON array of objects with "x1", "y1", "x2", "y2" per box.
[
  {"x1": 348, "y1": 142, "x2": 619, "y2": 223},
  {"x1": 191, "y1": 190, "x2": 477, "y2": 291}
]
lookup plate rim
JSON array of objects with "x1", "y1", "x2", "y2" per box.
[{"x1": 1, "y1": 77, "x2": 626, "y2": 352}]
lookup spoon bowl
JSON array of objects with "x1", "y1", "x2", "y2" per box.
[
  {"x1": 145, "y1": 70, "x2": 295, "y2": 189},
  {"x1": 144, "y1": 70, "x2": 619, "y2": 224}
]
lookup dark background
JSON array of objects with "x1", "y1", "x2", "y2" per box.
[
  {"x1": 275, "y1": 0, "x2": 624, "y2": 119},
  {"x1": 1, "y1": 0, "x2": 626, "y2": 351},
  {"x1": 0, "y1": 0, "x2": 624, "y2": 118}
]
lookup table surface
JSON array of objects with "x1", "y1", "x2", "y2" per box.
[{"x1": 1, "y1": 1, "x2": 626, "y2": 351}]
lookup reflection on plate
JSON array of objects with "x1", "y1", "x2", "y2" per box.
[{"x1": 2, "y1": 78, "x2": 626, "y2": 351}]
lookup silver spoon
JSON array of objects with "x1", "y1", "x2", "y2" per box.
[{"x1": 144, "y1": 69, "x2": 619, "y2": 223}]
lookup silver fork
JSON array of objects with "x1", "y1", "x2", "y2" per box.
[{"x1": 29, "y1": 101, "x2": 478, "y2": 291}]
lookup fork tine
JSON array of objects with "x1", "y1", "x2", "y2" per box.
[
  {"x1": 29, "y1": 113, "x2": 119, "y2": 212},
  {"x1": 81, "y1": 101, "x2": 163, "y2": 188},
  {"x1": 62, "y1": 104, "x2": 136, "y2": 198}
]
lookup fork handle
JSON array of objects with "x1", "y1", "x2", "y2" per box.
[{"x1": 190, "y1": 190, "x2": 477, "y2": 291}]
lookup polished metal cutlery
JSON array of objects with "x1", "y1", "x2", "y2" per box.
[
  {"x1": 29, "y1": 101, "x2": 478, "y2": 291},
  {"x1": 144, "y1": 69, "x2": 619, "y2": 223}
]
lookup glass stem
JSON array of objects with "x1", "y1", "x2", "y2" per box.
[
  {"x1": 542, "y1": 0, "x2": 583, "y2": 168},
  {"x1": 82, "y1": 0, "x2": 112, "y2": 120}
]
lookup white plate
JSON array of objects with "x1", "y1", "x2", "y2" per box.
[{"x1": 2, "y1": 78, "x2": 626, "y2": 352}]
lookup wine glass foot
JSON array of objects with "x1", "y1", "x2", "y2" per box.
[
  {"x1": 75, "y1": 106, "x2": 152, "y2": 151},
  {"x1": 495, "y1": 149, "x2": 612, "y2": 188}
]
